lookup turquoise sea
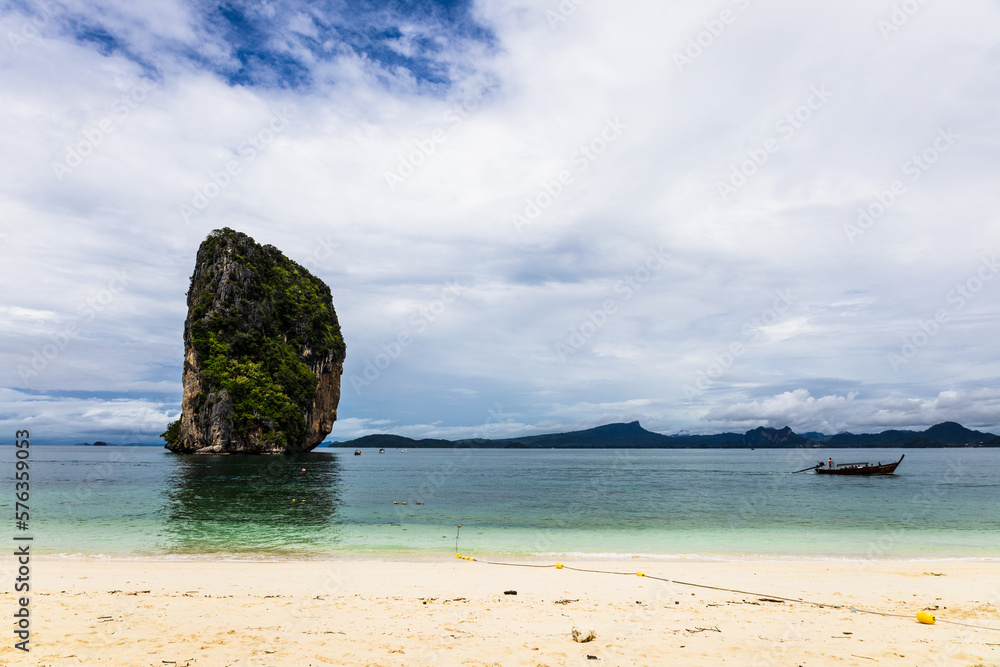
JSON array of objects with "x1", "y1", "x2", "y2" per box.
[{"x1": 4, "y1": 445, "x2": 999, "y2": 560}]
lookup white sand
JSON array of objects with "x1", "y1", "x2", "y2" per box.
[{"x1": 2, "y1": 556, "x2": 998, "y2": 666}]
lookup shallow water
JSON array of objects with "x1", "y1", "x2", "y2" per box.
[{"x1": 4, "y1": 445, "x2": 998, "y2": 559}]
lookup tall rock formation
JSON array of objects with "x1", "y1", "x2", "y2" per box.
[{"x1": 163, "y1": 228, "x2": 345, "y2": 454}]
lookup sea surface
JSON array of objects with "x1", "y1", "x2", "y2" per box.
[{"x1": 3, "y1": 445, "x2": 999, "y2": 560}]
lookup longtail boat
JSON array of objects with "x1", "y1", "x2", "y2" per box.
[{"x1": 814, "y1": 454, "x2": 904, "y2": 475}]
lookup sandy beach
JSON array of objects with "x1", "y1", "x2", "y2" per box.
[{"x1": 2, "y1": 556, "x2": 998, "y2": 666}]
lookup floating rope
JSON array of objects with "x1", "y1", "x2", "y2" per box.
[{"x1": 455, "y1": 555, "x2": 1000, "y2": 632}]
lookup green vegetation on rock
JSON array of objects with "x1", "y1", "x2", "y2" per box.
[
  {"x1": 164, "y1": 228, "x2": 345, "y2": 451},
  {"x1": 160, "y1": 418, "x2": 180, "y2": 444}
]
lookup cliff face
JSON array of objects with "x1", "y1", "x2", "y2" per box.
[{"x1": 163, "y1": 228, "x2": 345, "y2": 454}]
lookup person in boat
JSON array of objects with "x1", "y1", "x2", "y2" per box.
[{"x1": 828, "y1": 457, "x2": 834, "y2": 468}]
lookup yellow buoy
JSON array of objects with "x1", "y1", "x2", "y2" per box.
[
  {"x1": 292, "y1": 499, "x2": 296, "y2": 502},
  {"x1": 917, "y1": 611, "x2": 936, "y2": 625},
  {"x1": 456, "y1": 553, "x2": 462, "y2": 558},
  {"x1": 555, "y1": 562, "x2": 564, "y2": 569},
  {"x1": 393, "y1": 501, "x2": 398, "y2": 504},
  {"x1": 402, "y1": 502, "x2": 407, "y2": 505},
  {"x1": 637, "y1": 571, "x2": 645, "y2": 577}
]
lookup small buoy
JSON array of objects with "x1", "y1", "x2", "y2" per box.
[
  {"x1": 402, "y1": 502, "x2": 407, "y2": 505},
  {"x1": 456, "y1": 553, "x2": 462, "y2": 558},
  {"x1": 637, "y1": 571, "x2": 645, "y2": 577},
  {"x1": 917, "y1": 611, "x2": 936, "y2": 625},
  {"x1": 292, "y1": 499, "x2": 296, "y2": 502},
  {"x1": 393, "y1": 501, "x2": 398, "y2": 504},
  {"x1": 301, "y1": 468, "x2": 306, "y2": 472},
  {"x1": 556, "y1": 562, "x2": 564, "y2": 569}
]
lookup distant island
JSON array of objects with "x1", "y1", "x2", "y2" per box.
[{"x1": 328, "y1": 420, "x2": 1000, "y2": 449}]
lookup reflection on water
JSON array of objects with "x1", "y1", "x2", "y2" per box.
[
  {"x1": 7, "y1": 446, "x2": 1000, "y2": 558},
  {"x1": 164, "y1": 452, "x2": 343, "y2": 556}
]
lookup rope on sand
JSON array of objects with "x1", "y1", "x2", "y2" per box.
[{"x1": 455, "y1": 554, "x2": 1000, "y2": 631}]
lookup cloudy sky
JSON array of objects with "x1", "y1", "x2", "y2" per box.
[{"x1": 2, "y1": 0, "x2": 999, "y2": 444}]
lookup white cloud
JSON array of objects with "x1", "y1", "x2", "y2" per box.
[
  {"x1": 2, "y1": 0, "x2": 1000, "y2": 442},
  {"x1": 703, "y1": 388, "x2": 1000, "y2": 434},
  {"x1": 0, "y1": 388, "x2": 176, "y2": 444}
]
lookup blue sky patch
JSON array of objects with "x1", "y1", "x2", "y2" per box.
[{"x1": 56, "y1": 0, "x2": 496, "y2": 91}]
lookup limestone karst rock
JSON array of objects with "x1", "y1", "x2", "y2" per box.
[{"x1": 162, "y1": 228, "x2": 345, "y2": 454}]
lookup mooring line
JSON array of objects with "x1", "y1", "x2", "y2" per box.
[{"x1": 455, "y1": 554, "x2": 999, "y2": 631}]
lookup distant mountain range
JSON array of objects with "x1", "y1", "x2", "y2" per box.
[{"x1": 329, "y1": 420, "x2": 999, "y2": 449}]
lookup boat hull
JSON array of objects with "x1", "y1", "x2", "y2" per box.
[{"x1": 815, "y1": 454, "x2": 904, "y2": 475}]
